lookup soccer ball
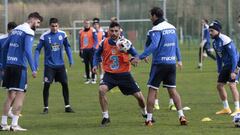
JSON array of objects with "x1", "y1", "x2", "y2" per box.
[
  {"x1": 116, "y1": 38, "x2": 132, "y2": 52},
  {"x1": 233, "y1": 113, "x2": 240, "y2": 127}
]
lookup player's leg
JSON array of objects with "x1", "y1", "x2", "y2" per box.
[
  {"x1": 229, "y1": 82, "x2": 240, "y2": 116},
  {"x1": 132, "y1": 91, "x2": 147, "y2": 117},
  {"x1": 145, "y1": 87, "x2": 157, "y2": 126},
  {"x1": 198, "y1": 46, "x2": 203, "y2": 68},
  {"x1": 10, "y1": 91, "x2": 27, "y2": 131},
  {"x1": 216, "y1": 68, "x2": 232, "y2": 114},
  {"x1": 83, "y1": 50, "x2": 91, "y2": 84},
  {"x1": 89, "y1": 49, "x2": 96, "y2": 84},
  {"x1": 99, "y1": 84, "x2": 110, "y2": 126},
  {"x1": 154, "y1": 90, "x2": 160, "y2": 110},
  {"x1": 0, "y1": 91, "x2": 16, "y2": 131}
]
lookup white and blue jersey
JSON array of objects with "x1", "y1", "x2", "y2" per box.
[
  {"x1": 34, "y1": 30, "x2": 74, "y2": 69},
  {"x1": 202, "y1": 24, "x2": 211, "y2": 48},
  {"x1": 213, "y1": 33, "x2": 238, "y2": 73},
  {"x1": 139, "y1": 21, "x2": 181, "y2": 64},
  {"x1": 0, "y1": 34, "x2": 9, "y2": 69},
  {"x1": 1, "y1": 23, "x2": 36, "y2": 72}
]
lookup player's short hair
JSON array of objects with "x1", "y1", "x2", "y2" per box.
[
  {"x1": 28, "y1": 12, "x2": 43, "y2": 22},
  {"x1": 49, "y1": 18, "x2": 58, "y2": 25},
  {"x1": 7, "y1": 22, "x2": 17, "y2": 31},
  {"x1": 93, "y1": 17, "x2": 100, "y2": 24},
  {"x1": 203, "y1": 19, "x2": 208, "y2": 24},
  {"x1": 109, "y1": 22, "x2": 121, "y2": 29},
  {"x1": 150, "y1": 7, "x2": 163, "y2": 18}
]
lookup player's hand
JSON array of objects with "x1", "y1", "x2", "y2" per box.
[
  {"x1": 32, "y1": 71, "x2": 37, "y2": 78},
  {"x1": 177, "y1": 61, "x2": 183, "y2": 70},
  {"x1": 144, "y1": 57, "x2": 149, "y2": 64},
  {"x1": 92, "y1": 66, "x2": 98, "y2": 74},
  {"x1": 231, "y1": 72, "x2": 237, "y2": 80},
  {"x1": 131, "y1": 57, "x2": 140, "y2": 67}
]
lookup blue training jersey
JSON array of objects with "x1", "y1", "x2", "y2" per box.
[
  {"x1": 213, "y1": 33, "x2": 238, "y2": 73},
  {"x1": 34, "y1": 30, "x2": 74, "y2": 69},
  {"x1": 202, "y1": 24, "x2": 211, "y2": 48},
  {"x1": 0, "y1": 34, "x2": 9, "y2": 69},
  {"x1": 1, "y1": 23, "x2": 36, "y2": 72},
  {"x1": 139, "y1": 21, "x2": 181, "y2": 64}
]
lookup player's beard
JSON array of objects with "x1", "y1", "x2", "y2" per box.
[{"x1": 31, "y1": 26, "x2": 36, "y2": 31}]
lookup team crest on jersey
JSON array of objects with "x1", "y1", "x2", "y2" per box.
[
  {"x1": 44, "y1": 77, "x2": 49, "y2": 82},
  {"x1": 48, "y1": 37, "x2": 51, "y2": 44},
  {"x1": 58, "y1": 35, "x2": 63, "y2": 40}
]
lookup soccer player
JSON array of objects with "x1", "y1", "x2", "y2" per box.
[
  {"x1": 132, "y1": 7, "x2": 187, "y2": 126},
  {"x1": 0, "y1": 22, "x2": 18, "y2": 119},
  {"x1": 0, "y1": 12, "x2": 43, "y2": 131},
  {"x1": 0, "y1": 22, "x2": 17, "y2": 85},
  {"x1": 198, "y1": 19, "x2": 216, "y2": 69},
  {"x1": 92, "y1": 22, "x2": 147, "y2": 127},
  {"x1": 79, "y1": 19, "x2": 98, "y2": 84},
  {"x1": 34, "y1": 18, "x2": 74, "y2": 114},
  {"x1": 92, "y1": 18, "x2": 105, "y2": 80},
  {"x1": 209, "y1": 20, "x2": 240, "y2": 116}
]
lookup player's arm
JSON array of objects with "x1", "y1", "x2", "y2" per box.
[
  {"x1": 63, "y1": 36, "x2": 74, "y2": 66},
  {"x1": 225, "y1": 43, "x2": 237, "y2": 73},
  {"x1": 139, "y1": 31, "x2": 161, "y2": 60},
  {"x1": 34, "y1": 39, "x2": 44, "y2": 70},
  {"x1": 215, "y1": 51, "x2": 222, "y2": 73},
  {"x1": 79, "y1": 30, "x2": 82, "y2": 56},
  {"x1": 25, "y1": 35, "x2": 36, "y2": 73},
  {"x1": 1, "y1": 37, "x2": 10, "y2": 69},
  {"x1": 175, "y1": 36, "x2": 183, "y2": 68},
  {"x1": 93, "y1": 30, "x2": 98, "y2": 49},
  {"x1": 93, "y1": 41, "x2": 104, "y2": 67}
]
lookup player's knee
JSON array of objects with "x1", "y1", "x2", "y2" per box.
[{"x1": 99, "y1": 85, "x2": 108, "y2": 96}]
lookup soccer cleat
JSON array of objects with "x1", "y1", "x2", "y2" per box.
[
  {"x1": 179, "y1": 116, "x2": 188, "y2": 125},
  {"x1": 0, "y1": 124, "x2": 10, "y2": 131},
  {"x1": 145, "y1": 120, "x2": 153, "y2": 126},
  {"x1": 230, "y1": 109, "x2": 240, "y2": 117},
  {"x1": 91, "y1": 79, "x2": 97, "y2": 84},
  {"x1": 154, "y1": 104, "x2": 160, "y2": 110},
  {"x1": 65, "y1": 107, "x2": 75, "y2": 113},
  {"x1": 215, "y1": 108, "x2": 232, "y2": 115},
  {"x1": 42, "y1": 108, "x2": 48, "y2": 114},
  {"x1": 10, "y1": 125, "x2": 27, "y2": 132},
  {"x1": 101, "y1": 117, "x2": 110, "y2": 127},
  {"x1": 142, "y1": 114, "x2": 155, "y2": 123},
  {"x1": 84, "y1": 79, "x2": 91, "y2": 84},
  {"x1": 169, "y1": 104, "x2": 177, "y2": 111}
]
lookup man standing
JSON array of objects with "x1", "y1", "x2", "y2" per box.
[
  {"x1": 79, "y1": 19, "x2": 98, "y2": 84},
  {"x1": 0, "y1": 12, "x2": 43, "y2": 131},
  {"x1": 198, "y1": 19, "x2": 216, "y2": 69},
  {"x1": 209, "y1": 20, "x2": 240, "y2": 116},
  {"x1": 132, "y1": 7, "x2": 187, "y2": 126},
  {"x1": 34, "y1": 18, "x2": 74, "y2": 114},
  {"x1": 92, "y1": 22, "x2": 147, "y2": 127}
]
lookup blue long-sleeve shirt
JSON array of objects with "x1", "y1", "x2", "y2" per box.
[
  {"x1": 0, "y1": 34, "x2": 9, "y2": 69},
  {"x1": 202, "y1": 24, "x2": 211, "y2": 48},
  {"x1": 213, "y1": 33, "x2": 238, "y2": 73},
  {"x1": 2, "y1": 23, "x2": 36, "y2": 72},
  {"x1": 34, "y1": 30, "x2": 73, "y2": 69},
  {"x1": 93, "y1": 38, "x2": 138, "y2": 67},
  {"x1": 139, "y1": 21, "x2": 181, "y2": 64}
]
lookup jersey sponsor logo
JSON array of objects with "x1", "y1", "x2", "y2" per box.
[
  {"x1": 9, "y1": 43, "x2": 19, "y2": 47},
  {"x1": 163, "y1": 42, "x2": 175, "y2": 47},
  {"x1": 51, "y1": 43, "x2": 60, "y2": 51},
  {"x1": 7, "y1": 56, "x2": 18, "y2": 61},
  {"x1": 162, "y1": 29, "x2": 175, "y2": 35},
  {"x1": 11, "y1": 30, "x2": 23, "y2": 36},
  {"x1": 161, "y1": 56, "x2": 176, "y2": 61}
]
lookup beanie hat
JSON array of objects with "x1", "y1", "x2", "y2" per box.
[{"x1": 209, "y1": 20, "x2": 222, "y2": 32}]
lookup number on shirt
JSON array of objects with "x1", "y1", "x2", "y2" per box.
[{"x1": 110, "y1": 55, "x2": 119, "y2": 70}]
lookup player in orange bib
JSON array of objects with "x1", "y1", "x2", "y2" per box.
[{"x1": 92, "y1": 22, "x2": 147, "y2": 127}]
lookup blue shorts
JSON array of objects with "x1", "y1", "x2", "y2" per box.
[
  {"x1": 2, "y1": 65, "x2": 27, "y2": 92},
  {"x1": 147, "y1": 64, "x2": 176, "y2": 89},
  {"x1": 100, "y1": 72, "x2": 140, "y2": 95},
  {"x1": 218, "y1": 66, "x2": 236, "y2": 83},
  {"x1": 44, "y1": 65, "x2": 67, "y2": 83}
]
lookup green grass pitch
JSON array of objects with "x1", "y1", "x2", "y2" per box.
[{"x1": 0, "y1": 46, "x2": 240, "y2": 135}]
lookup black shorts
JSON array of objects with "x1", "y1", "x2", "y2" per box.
[
  {"x1": 147, "y1": 64, "x2": 176, "y2": 89},
  {"x1": 44, "y1": 65, "x2": 67, "y2": 83},
  {"x1": 2, "y1": 65, "x2": 27, "y2": 92},
  {"x1": 100, "y1": 72, "x2": 140, "y2": 95},
  {"x1": 218, "y1": 66, "x2": 235, "y2": 83}
]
